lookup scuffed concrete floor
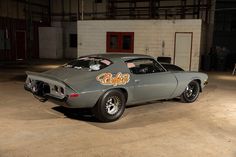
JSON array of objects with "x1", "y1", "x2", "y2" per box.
[{"x1": 0, "y1": 63, "x2": 235, "y2": 157}]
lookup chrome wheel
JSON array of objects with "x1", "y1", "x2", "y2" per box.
[
  {"x1": 185, "y1": 86, "x2": 193, "y2": 98},
  {"x1": 93, "y1": 89, "x2": 126, "y2": 122},
  {"x1": 185, "y1": 82, "x2": 198, "y2": 99},
  {"x1": 105, "y1": 96, "x2": 121, "y2": 115},
  {"x1": 181, "y1": 80, "x2": 200, "y2": 103}
]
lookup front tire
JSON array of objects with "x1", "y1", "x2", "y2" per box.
[
  {"x1": 181, "y1": 80, "x2": 200, "y2": 103},
  {"x1": 92, "y1": 90, "x2": 126, "y2": 122}
]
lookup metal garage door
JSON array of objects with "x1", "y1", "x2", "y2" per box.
[{"x1": 174, "y1": 32, "x2": 193, "y2": 71}]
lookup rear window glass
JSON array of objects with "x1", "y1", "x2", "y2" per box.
[{"x1": 64, "y1": 57, "x2": 112, "y2": 71}]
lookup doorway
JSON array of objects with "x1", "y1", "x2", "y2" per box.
[
  {"x1": 16, "y1": 31, "x2": 26, "y2": 60},
  {"x1": 174, "y1": 32, "x2": 193, "y2": 71}
]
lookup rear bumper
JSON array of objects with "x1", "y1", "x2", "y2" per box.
[
  {"x1": 24, "y1": 71, "x2": 102, "y2": 108},
  {"x1": 24, "y1": 83, "x2": 96, "y2": 108},
  {"x1": 24, "y1": 84, "x2": 68, "y2": 102}
]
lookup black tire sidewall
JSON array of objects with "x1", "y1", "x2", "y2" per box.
[{"x1": 94, "y1": 89, "x2": 126, "y2": 122}]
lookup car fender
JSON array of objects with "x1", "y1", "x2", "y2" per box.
[{"x1": 170, "y1": 72, "x2": 208, "y2": 97}]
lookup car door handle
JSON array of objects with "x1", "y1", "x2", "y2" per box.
[{"x1": 134, "y1": 79, "x2": 140, "y2": 83}]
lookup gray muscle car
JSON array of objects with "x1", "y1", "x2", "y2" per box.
[{"x1": 24, "y1": 53, "x2": 208, "y2": 122}]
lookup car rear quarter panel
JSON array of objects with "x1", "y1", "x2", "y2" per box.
[{"x1": 66, "y1": 60, "x2": 135, "y2": 108}]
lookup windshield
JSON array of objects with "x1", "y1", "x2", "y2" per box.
[{"x1": 64, "y1": 57, "x2": 112, "y2": 71}]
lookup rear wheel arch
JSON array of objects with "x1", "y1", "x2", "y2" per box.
[
  {"x1": 117, "y1": 88, "x2": 128, "y2": 103},
  {"x1": 101, "y1": 88, "x2": 128, "y2": 103}
]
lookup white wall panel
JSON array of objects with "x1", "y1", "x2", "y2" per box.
[
  {"x1": 64, "y1": 22, "x2": 78, "y2": 58},
  {"x1": 39, "y1": 27, "x2": 63, "y2": 59},
  {"x1": 77, "y1": 19, "x2": 202, "y2": 71},
  {"x1": 175, "y1": 33, "x2": 192, "y2": 71}
]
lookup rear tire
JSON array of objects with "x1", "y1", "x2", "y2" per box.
[
  {"x1": 92, "y1": 90, "x2": 126, "y2": 122},
  {"x1": 181, "y1": 80, "x2": 200, "y2": 103}
]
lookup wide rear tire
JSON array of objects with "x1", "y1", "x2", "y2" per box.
[
  {"x1": 181, "y1": 80, "x2": 200, "y2": 103},
  {"x1": 92, "y1": 90, "x2": 126, "y2": 122}
]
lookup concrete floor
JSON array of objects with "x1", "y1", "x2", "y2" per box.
[{"x1": 0, "y1": 62, "x2": 236, "y2": 157}]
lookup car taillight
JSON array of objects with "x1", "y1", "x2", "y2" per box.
[
  {"x1": 27, "y1": 78, "x2": 32, "y2": 87},
  {"x1": 68, "y1": 93, "x2": 80, "y2": 98}
]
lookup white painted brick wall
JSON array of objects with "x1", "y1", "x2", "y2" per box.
[
  {"x1": 39, "y1": 27, "x2": 63, "y2": 59},
  {"x1": 77, "y1": 19, "x2": 202, "y2": 71}
]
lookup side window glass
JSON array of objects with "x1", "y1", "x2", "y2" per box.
[{"x1": 126, "y1": 59, "x2": 165, "y2": 74}]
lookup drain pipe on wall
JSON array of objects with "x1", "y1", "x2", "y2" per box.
[
  {"x1": 162, "y1": 40, "x2": 165, "y2": 56},
  {"x1": 81, "y1": 0, "x2": 84, "y2": 20}
]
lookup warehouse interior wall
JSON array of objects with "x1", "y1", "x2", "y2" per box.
[
  {"x1": 0, "y1": 0, "x2": 50, "y2": 61},
  {"x1": 0, "y1": 17, "x2": 48, "y2": 61},
  {"x1": 77, "y1": 19, "x2": 202, "y2": 71},
  {"x1": 0, "y1": 0, "x2": 215, "y2": 64},
  {"x1": 50, "y1": 22, "x2": 78, "y2": 59}
]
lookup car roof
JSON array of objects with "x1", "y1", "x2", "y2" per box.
[{"x1": 84, "y1": 53, "x2": 153, "y2": 62}]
